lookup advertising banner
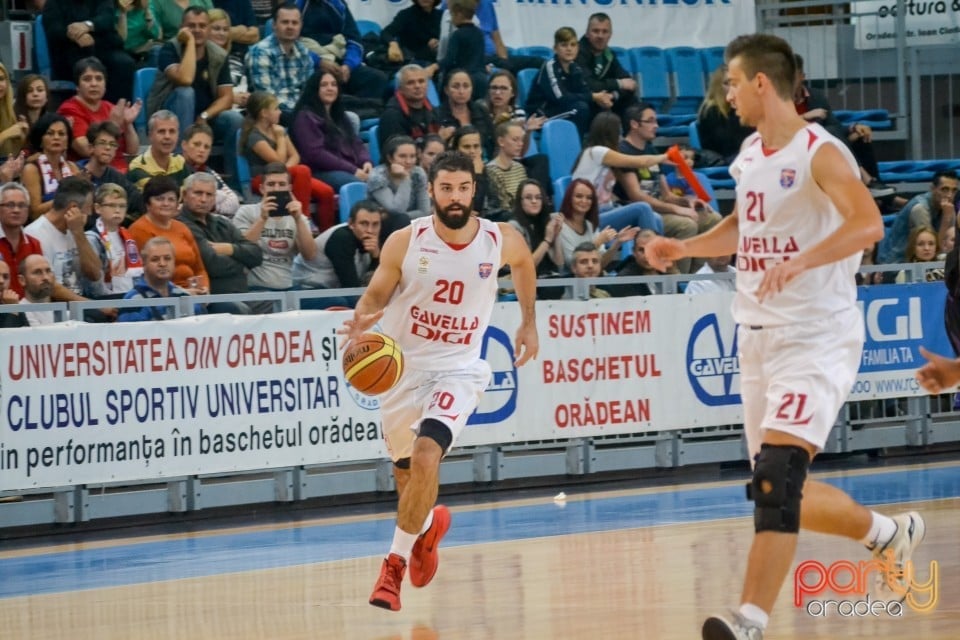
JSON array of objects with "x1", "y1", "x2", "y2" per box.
[{"x1": 852, "y1": 0, "x2": 960, "y2": 49}]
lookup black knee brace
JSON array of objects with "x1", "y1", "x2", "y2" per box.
[
  {"x1": 394, "y1": 457, "x2": 411, "y2": 470},
  {"x1": 417, "y1": 418, "x2": 453, "y2": 453},
  {"x1": 747, "y1": 444, "x2": 810, "y2": 533}
]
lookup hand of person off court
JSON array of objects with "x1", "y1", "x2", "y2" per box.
[
  {"x1": 338, "y1": 309, "x2": 384, "y2": 348},
  {"x1": 644, "y1": 237, "x2": 682, "y2": 271},
  {"x1": 915, "y1": 346, "x2": 960, "y2": 394}
]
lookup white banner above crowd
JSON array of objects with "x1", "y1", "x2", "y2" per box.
[
  {"x1": 852, "y1": 0, "x2": 960, "y2": 49},
  {"x1": 347, "y1": 0, "x2": 758, "y2": 50}
]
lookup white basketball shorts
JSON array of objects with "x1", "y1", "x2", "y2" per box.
[{"x1": 738, "y1": 306, "x2": 863, "y2": 461}]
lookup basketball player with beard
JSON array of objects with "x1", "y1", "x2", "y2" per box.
[
  {"x1": 646, "y1": 34, "x2": 925, "y2": 640},
  {"x1": 340, "y1": 150, "x2": 539, "y2": 612}
]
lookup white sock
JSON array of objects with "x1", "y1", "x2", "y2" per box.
[
  {"x1": 860, "y1": 512, "x2": 898, "y2": 550},
  {"x1": 739, "y1": 603, "x2": 769, "y2": 630},
  {"x1": 418, "y1": 508, "x2": 434, "y2": 535},
  {"x1": 388, "y1": 527, "x2": 420, "y2": 561}
]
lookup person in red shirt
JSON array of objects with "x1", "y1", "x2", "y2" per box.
[{"x1": 57, "y1": 57, "x2": 141, "y2": 172}]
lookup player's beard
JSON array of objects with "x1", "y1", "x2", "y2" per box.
[{"x1": 435, "y1": 202, "x2": 471, "y2": 230}]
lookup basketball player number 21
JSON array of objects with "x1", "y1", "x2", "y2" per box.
[
  {"x1": 433, "y1": 279, "x2": 465, "y2": 304},
  {"x1": 775, "y1": 392, "x2": 808, "y2": 421},
  {"x1": 745, "y1": 191, "x2": 766, "y2": 222}
]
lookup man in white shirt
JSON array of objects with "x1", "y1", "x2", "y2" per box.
[
  {"x1": 18, "y1": 254, "x2": 56, "y2": 326},
  {"x1": 685, "y1": 254, "x2": 736, "y2": 295}
]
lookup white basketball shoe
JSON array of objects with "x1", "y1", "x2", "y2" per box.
[
  {"x1": 702, "y1": 611, "x2": 764, "y2": 640},
  {"x1": 871, "y1": 511, "x2": 926, "y2": 602}
]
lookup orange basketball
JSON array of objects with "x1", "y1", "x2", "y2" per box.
[{"x1": 342, "y1": 332, "x2": 404, "y2": 396}]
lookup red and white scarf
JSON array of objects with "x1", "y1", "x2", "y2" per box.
[
  {"x1": 36, "y1": 154, "x2": 74, "y2": 200},
  {"x1": 95, "y1": 217, "x2": 143, "y2": 283}
]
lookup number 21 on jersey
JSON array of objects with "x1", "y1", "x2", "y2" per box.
[{"x1": 745, "y1": 191, "x2": 766, "y2": 222}]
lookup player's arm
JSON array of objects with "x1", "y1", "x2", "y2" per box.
[
  {"x1": 645, "y1": 208, "x2": 740, "y2": 271},
  {"x1": 756, "y1": 143, "x2": 884, "y2": 301},
  {"x1": 498, "y1": 222, "x2": 539, "y2": 366},
  {"x1": 341, "y1": 228, "x2": 409, "y2": 341}
]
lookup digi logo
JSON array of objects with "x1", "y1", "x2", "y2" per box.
[{"x1": 686, "y1": 313, "x2": 741, "y2": 406}]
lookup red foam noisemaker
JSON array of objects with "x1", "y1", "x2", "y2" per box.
[{"x1": 666, "y1": 145, "x2": 711, "y2": 202}]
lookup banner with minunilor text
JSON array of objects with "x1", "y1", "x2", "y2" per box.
[
  {"x1": 0, "y1": 282, "x2": 949, "y2": 491},
  {"x1": 347, "y1": 0, "x2": 757, "y2": 50}
]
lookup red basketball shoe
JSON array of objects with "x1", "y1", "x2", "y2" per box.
[
  {"x1": 408, "y1": 505, "x2": 451, "y2": 588},
  {"x1": 369, "y1": 553, "x2": 406, "y2": 611}
]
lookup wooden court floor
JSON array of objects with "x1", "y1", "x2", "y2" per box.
[{"x1": 1, "y1": 463, "x2": 958, "y2": 639}]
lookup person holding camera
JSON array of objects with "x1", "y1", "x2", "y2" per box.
[{"x1": 232, "y1": 162, "x2": 319, "y2": 311}]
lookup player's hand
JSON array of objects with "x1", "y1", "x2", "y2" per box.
[
  {"x1": 756, "y1": 259, "x2": 804, "y2": 303},
  {"x1": 915, "y1": 346, "x2": 960, "y2": 394},
  {"x1": 338, "y1": 309, "x2": 384, "y2": 348},
  {"x1": 513, "y1": 321, "x2": 538, "y2": 367},
  {"x1": 644, "y1": 236, "x2": 684, "y2": 271}
]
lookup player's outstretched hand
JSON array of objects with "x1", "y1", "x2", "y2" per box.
[
  {"x1": 915, "y1": 346, "x2": 960, "y2": 394},
  {"x1": 513, "y1": 322, "x2": 539, "y2": 367},
  {"x1": 756, "y1": 260, "x2": 804, "y2": 303},
  {"x1": 645, "y1": 236, "x2": 684, "y2": 271},
  {"x1": 338, "y1": 309, "x2": 384, "y2": 348}
]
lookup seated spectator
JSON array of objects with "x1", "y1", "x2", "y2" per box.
[
  {"x1": 241, "y1": 91, "x2": 336, "y2": 230},
  {"x1": 485, "y1": 121, "x2": 527, "y2": 211},
  {"x1": 418, "y1": 133, "x2": 446, "y2": 174},
  {"x1": 697, "y1": 66, "x2": 753, "y2": 166},
  {"x1": 879, "y1": 171, "x2": 959, "y2": 264},
  {"x1": 14, "y1": 75, "x2": 50, "y2": 134},
  {"x1": 25, "y1": 176, "x2": 101, "y2": 298},
  {"x1": 526, "y1": 27, "x2": 602, "y2": 138},
  {"x1": 896, "y1": 225, "x2": 943, "y2": 283},
  {"x1": 571, "y1": 111, "x2": 669, "y2": 235},
  {"x1": 181, "y1": 122, "x2": 240, "y2": 216},
  {"x1": 436, "y1": 70, "x2": 495, "y2": 159},
  {"x1": 118, "y1": 236, "x2": 204, "y2": 320},
  {"x1": 117, "y1": 0, "x2": 163, "y2": 63},
  {"x1": 207, "y1": 9, "x2": 249, "y2": 110},
  {"x1": 438, "y1": 0, "x2": 487, "y2": 99},
  {"x1": 378, "y1": 64, "x2": 445, "y2": 149},
  {"x1": 508, "y1": 178, "x2": 563, "y2": 277},
  {"x1": 381, "y1": 0, "x2": 442, "y2": 70},
  {"x1": 79, "y1": 121, "x2": 145, "y2": 221},
  {"x1": 663, "y1": 144, "x2": 719, "y2": 216},
  {"x1": 244, "y1": 3, "x2": 316, "y2": 125},
  {"x1": 22, "y1": 114, "x2": 81, "y2": 221},
  {"x1": 292, "y1": 199, "x2": 383, "y2": 294},
  {"x1": 177, "y1": 172, "x2": 263, "y2": 311},
  {"x1": 148, "y1": 6, "x2": 243, "y2": 188},
  {"x1": 18, "y1": 254, "x2": 57, "y2": 325},
  {"x1": 127, "y1": 110, "x2": 193, "y2": 190},
  {"x1": 232, "y1": 162, "x2": 323, "y2": 311},
  {"x1": 556, "y1": 178, "x2": 632, "y2": 272},
  {"x1": 685, "y1": 255, "x2": 736, "y2": 295},
  {"x1": 84, "y1": 183, "x2": 144, "y2": 298},
  {"x1": 128, "y1": 175, "x2": 210, "y2": 291},
  {"x1": 154, "y1": 0, "x2": 212, "y2": 41},
  {"x1": 299, "y1": 0, "x2": 389, "y2": 101},
  {"x1": 209, "y1": 0, "x2": 259, "y2": 56},
  {"x1": 367, "y1": 134, "x2": 429, "y2": 220},
  {"x1": 42, "y1": 0, "x2": 135, "y2": 104},
  {"x1": 0, "y1": 258, "x2": 28, "y2": 327},
  {"x1": 291, "y1": 70, "x2": 372, "y2": 193},
  {"x1": 448, "y1": 125, "x2": 506, "y2": 220},
  {"x1": 610, "y1": 228, "x2": 670, "y2": 296},
  {"x1": 0, "y1": 183, "x2": 44, "y2": 298},
  {"x1": 0, "y1": 63, "x2": 28, "y2": 163},
  {"x1": 576, "y1": 13, "x2": 637, "y2": 122},
  {"x1": 58, "y1": 57, "x2": 142, "y2": 172},
  {"x1": 564, "y1": 241, "x2": 611, "y2": 299},
  {"x1": 484, "y1": 70, "x2": 545, "y2": 155}
]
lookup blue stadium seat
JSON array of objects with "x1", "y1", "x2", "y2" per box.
[
  {"x1": 34, "y1": 15, "x2": 77, "y2": 93},
  {"x1": 133, "y1": 67, "x2": 157, "y2": 136},
  {"x1": 338, "y1": 181, "x2": 367, "y2": 224},
  {"x1": 664, "y1": 47, "x2": 705, "y2": 114},
  {"x1": 834, "y1": 109, "x2": 893, "y2": 131},
  {"x1": 356, "y1": 20, "x2": 381, "y2": 38},
  {"x1": 514, "y1": 46, "x2": 553, "y2": 59},
  {"x1": 628, "y1": 47, "x2": 670, "y2": 112},
  {"x1": 692, "y1": 170, "x2": 720, "y2": 211},
  {"x1": 688, "y1": 121, "x2": 702, "y2": 150},
  {"x1": 699, "y1": 47, "x2": 725, "y2": 78},
  {"x1": 234, "y1": 129, "x2": 253, "y2": 202},
  {"x1": 699, "y1": 166, "x2": 735, "y2": 190},
  {"x1": 610, "y1": 47, "x2": 631, "y2": 72},
  {"x1": 552, "y1": 175, "x2": 571, "y2": 206},
  {"x1": 368, "y1": 124, "x2": 380, "y2": 165},
  {"x1": 517, "y1": 68, "x2": 539, "y2": 110},
  {"x1": 539, "y1": 120, "x2": 581, "y2": 182}
]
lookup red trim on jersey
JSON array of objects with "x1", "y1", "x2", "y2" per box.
[
  {"x1": 445, "y1": 241, "x2": 470, "y2": 250},
  {"x1": 806, "y1": 128, "x2": 819, "y2": 150},
  {"x1": 485, "y1": 229, "x2": 499, "y2": 245},
  {"x1": 761, "y1": 145, "x2": 778, "y2": 157},
  {"x1": 416, "y1": 226, "x2": 429, "y2": 239}
]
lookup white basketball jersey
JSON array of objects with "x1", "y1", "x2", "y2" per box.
[
  {"x1": 730, "y1": 123, "x2": 862, "y2": 326},
  {"x1": 380, "y1": 216, "x2": 503, "y2": 370}
]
